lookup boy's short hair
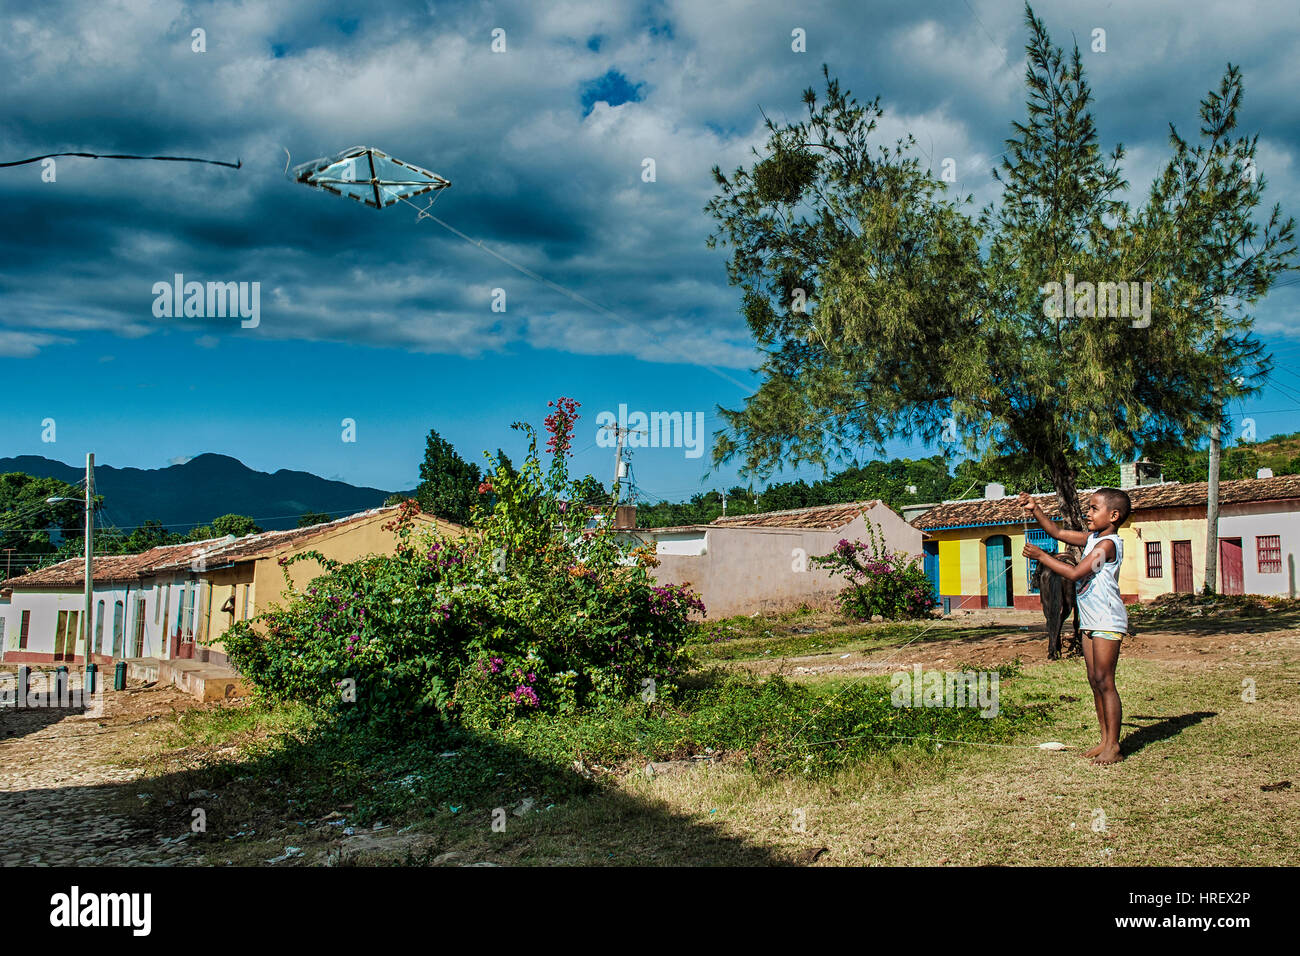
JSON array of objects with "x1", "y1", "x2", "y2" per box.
[{"x1": 1095, "y1": 487, "x2": 1132, "y2": 525}]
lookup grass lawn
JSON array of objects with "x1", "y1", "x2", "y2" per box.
[{"x1": 108, "y1": 599, "x2": 1298, "y2": 866}]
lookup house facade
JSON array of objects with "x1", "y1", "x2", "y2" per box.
[
  {"x1": 634, "y1": 500, "x2": 922, "y2": 619},
  {"x1": 1, "y1": 506, "x2": 463, "y2": 667},
  {"x1": 909, "y1": 471, "x2": 1300, "y2": 610},
  {"x1": 0, "y1": 539, "x2": 224, "y2": 665}
]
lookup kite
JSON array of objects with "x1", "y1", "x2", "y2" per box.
[
  {"x1": 288, "y1": 145, "x2": 450, "y2": 215},
  {"x1": 0, "y1": 150, "x2": 240, "y2": 169}
]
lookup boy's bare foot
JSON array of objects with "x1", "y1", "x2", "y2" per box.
[
  {"x1": 1092, "y1": 746, "x2": 1123, "y2": 765},
  {"x1": 1082, "y1": 743, "x2": 1104, "y2": 758}
]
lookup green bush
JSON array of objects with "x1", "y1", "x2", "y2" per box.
[
  {"x1": 811, "y1": 521, "x2": 937, "y2": 620},
  {"x1": 220, "y1": 398, "x2": 702, "y2": 732}
]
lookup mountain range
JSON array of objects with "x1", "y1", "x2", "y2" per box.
[{"x1": 0, "y1": 453, "x2": 405, "y2": 533}]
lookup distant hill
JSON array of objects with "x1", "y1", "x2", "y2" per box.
[{"x1": 0, "y1": 453, "x2": 398, "y2": 533}]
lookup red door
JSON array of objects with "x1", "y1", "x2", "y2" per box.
[
  {"x1": 1172, "y1": 540, "x2": 1194, "y2": 593},
  {"x1": 1219, "y1": 538, "x2": 1244, "y2": 595}
]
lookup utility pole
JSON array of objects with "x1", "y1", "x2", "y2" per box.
[
  {"x1": 3, "y1": 547, "x2": 12, "y2": 580},
  {"x1": 598, "y1": 424, "x2": 645, "y2": 509},
  {"x1": 84, "y1": 453, "x2": 95, "y2": 667},
  {"x1": 1205, "y1": 301, "x2": 1223, "y2": 594}
]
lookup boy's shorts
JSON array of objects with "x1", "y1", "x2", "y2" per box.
[{"x1": 1082, "y1": 630, "x2": 1125, "y2": 642}]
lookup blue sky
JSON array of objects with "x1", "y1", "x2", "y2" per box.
[{"x1": 2, "y1": 0, "x2": 1298, "y2": 504}]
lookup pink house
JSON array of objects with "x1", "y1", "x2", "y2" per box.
[{"x1": 633, "y1": 500, "x2": 922, "y2": 619}]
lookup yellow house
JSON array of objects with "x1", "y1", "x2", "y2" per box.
[
  {"x1": 144, "y1": 506, "x2": 464, "y2": 666},
  {"x1": 909, "y1": 472, "x2": 1300, "y2": 610}
]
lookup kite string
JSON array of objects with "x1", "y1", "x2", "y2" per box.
[
  {"x1": 0, "y1": 151, "x2": 240, "y2": 169},
  {"x1": 394, "y1": 195, "x2": 759, "y2": 396}
]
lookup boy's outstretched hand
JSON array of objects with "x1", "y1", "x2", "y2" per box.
[
  {"x1": 1023, "y1": 543, "x2": 1046, "y2": 560},
  {"x1": 1017, "y1": 491, "x2": 1038, "y2": 516}
]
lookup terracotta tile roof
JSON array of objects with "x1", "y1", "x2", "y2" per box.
[
  {"x1": 3, "y1": 505, "x2": 464, "y2": 588},
  {"x1": 1, "y1": 538, "x2": 231, "y2": 589},
  {"x1": 910, "y1": 474, "x2": 1300, "y2": 532},
  {"x1": 148, "y1": 505, "x2": 457, "y2": 572},
  {"x1": 709, "y1": 500, "x2": 884, "y2": 530}
]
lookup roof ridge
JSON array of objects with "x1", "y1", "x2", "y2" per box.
[{"x1": 713, "y1": 499, "x2": 880, "y2": 521}]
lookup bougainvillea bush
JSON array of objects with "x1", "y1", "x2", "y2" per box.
[
  {"x1": 220, "y1": 398, "x2": 703, "y2": 733},
  {"x1": 811, "y1": 521, "x2": 937, "y2": 621}
]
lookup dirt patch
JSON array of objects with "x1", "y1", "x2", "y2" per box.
[{"x1": 735, "y1": 609, "x2": 1300, "y2": 677}]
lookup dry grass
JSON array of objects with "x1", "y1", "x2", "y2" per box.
[{"x1": 89, "y1": 607, "x2": 1300, "y2": 866}]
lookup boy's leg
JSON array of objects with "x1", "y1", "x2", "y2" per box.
[
  {"x1": 1081, "y1": 633, "x2": 1105, "y2": 758},
  {"x1": 1091, "y1": 636, "x2": 1123, "y2": 764}
]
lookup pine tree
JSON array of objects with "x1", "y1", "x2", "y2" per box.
[
  {"x1": 705, "y1": 4, "x2": 1295, "y2": 530},
  {"x1": 415, "y1": 429, "x2": 480, "y2": 526}
]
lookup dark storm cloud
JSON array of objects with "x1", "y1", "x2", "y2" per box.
[{"x1": 1, "y1": 0, "x2": 1297, "y2": 360}]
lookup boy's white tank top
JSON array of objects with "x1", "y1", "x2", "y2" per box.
[{"x1": 1075, "y1": 532, "x2": 1128, "y2": 633}]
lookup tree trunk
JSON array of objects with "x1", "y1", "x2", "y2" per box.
[{"x1": 1047, "y1": 456, "x2": 1086, "y2": 533}]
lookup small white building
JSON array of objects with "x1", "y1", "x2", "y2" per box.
[{"x1": 0, "y1": 538, "x2": 226, "y2": 665}]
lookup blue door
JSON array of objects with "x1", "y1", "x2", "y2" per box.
[
  {"x1": 923, "y1": 541, "x2": 940, "y2": 599},
  {"x1": 985, "y1": 536, "x2": 1012, "y2": 607}
]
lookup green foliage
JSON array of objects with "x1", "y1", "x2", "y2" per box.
[
  {"x1": 811, "y1": 521, "x2": 938, "y2": 620},
  {"x1": 220, "y1": 399, "x2": 702, "y2": 735},
  {"x1": 705, "y1": 6, "x2": 1296, "y2": 532},
  {"x1": 0, "y1": 472, "x2": 84, "y2": 576},
  {"x1": 297, "y1": 511, "x2": 333, "y2": 528},
  {"x1": 187, "y1": 513, "x2": 262, "y2": 542},
  {"x1": 415, "y1": 429, "x2": 480, "y2": 526}
]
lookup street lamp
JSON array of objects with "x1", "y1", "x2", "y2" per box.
[{"x1": 45, "y1": 452, "x2": 96, "y2": 686}]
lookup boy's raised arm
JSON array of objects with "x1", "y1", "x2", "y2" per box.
[{"x1": 1017, "y1": 492, "x2": 1090, "y2": 546}]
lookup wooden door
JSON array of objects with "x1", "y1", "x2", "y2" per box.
[
  {"x1": 1172, "y1": 540, "x2": 1194, "y2": 593},
  {"x1": 1219, "y1": 538, "x2": 1244, "y2": 595},
  {"x1": 54, "y1": 610, "x2": 80, "y2": 661},
  {"x1": 134, "y1": 599, "x2": 147, "y2": 657},
  {"x1": 985, "y1": 536, "x2": 1012, "y2": 607},
  {"x1": 923, "y1": 542, "x2": 940, "y2": 600},
  {"x1": 54, "y1": 610, "x2": 69, "y2": 660}
]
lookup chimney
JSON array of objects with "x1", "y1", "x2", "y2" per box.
[
  {"x1": 985, "y1": 482, "x2": 1005, "y2": 500},
  {"x1": 1121, "y1": 458, "x2": 1162, "y2": 489},
  {"x1": 1258, "y1": 467, "x2": 1274, "y2": 479}
]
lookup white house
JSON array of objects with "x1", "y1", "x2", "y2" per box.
[{"x1": 0, "y1": 538, "x2": 226, "y2": 665}]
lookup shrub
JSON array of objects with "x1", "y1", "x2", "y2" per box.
[
  {"x1": 220, "y1": 398, "x2": 703, "y2": 733},
  {"x1": 811, "y1": 521, "x2": 937, "y2": 621}
]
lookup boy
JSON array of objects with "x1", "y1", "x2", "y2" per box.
[{"x1": 1019, "y1": 488, "x2": 1131, "y2": 765}]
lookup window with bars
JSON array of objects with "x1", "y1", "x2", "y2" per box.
[
  {"x1": 1257, "y1": 535, "x2": 1282, "y2": 573},
  {"x1": 1025, "y1": 528, "x2": 1057, "y2": 592},
  {"x1": 1146, "y1": 541, "x2": 1163, "y2": 578}
]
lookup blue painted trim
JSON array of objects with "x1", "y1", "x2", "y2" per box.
[{"x1": 922, "y1": 517, "x2": 1064, "y2": 532}]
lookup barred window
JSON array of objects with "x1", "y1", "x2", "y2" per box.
[
  {"x1": 1146, "y1": 541, "x2": 1163, "y2": 578},
  {"x1": 1257, "y1": 535, "x2": 1282, "y2": 574}
]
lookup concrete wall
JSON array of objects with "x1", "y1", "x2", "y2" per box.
[
  {"x1": 1131, "y1": 501, "x2": 1300, "y2": 598},
  {"x1": 645, "y1": 507, "x2": 922, "y2": 619}
]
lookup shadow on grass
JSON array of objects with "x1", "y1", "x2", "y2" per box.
[
  {"x1": 1128, "y1": 609, "x2": 1300, "y2": 637},
  {"x1": 1120, "y1": 711, "x2": 1218, "y2": 757},
  {"x1": 120, "y1": 708, "x2": 795, "y2": 867}
]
